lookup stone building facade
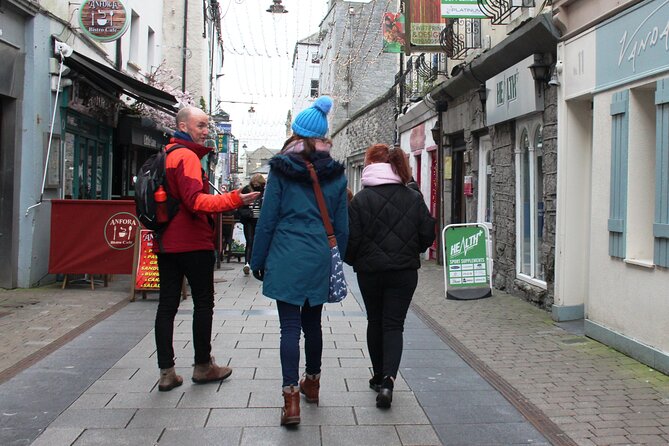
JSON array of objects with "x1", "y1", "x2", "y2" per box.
[
  {"x1": 330, "y1": 89, "x2": 396, "y2": 192},
  {"x1": 318, "y1": 0, "x2": 399, "y2": 136}
]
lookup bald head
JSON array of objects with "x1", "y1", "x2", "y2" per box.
[
  {"x1": 176, "y1": 106, "x2": 207, "y2": 126},
  {"x1": 176, "y1": 106, "x2": 210, "y2": 145}
]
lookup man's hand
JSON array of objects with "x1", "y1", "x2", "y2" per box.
[
  {"x1": 252, "y1": 269, "x2": 264, "y2": 281},
  {"x1": 239, "y1": 190, "x2": 260, "y2": 205}
]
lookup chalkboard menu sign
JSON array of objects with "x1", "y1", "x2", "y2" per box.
[{"x1": 130, "y1": 229, "x2": 187, "y2": 302}]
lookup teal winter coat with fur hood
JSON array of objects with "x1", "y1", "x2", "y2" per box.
[{"x1": 250, "y1": 151, "x2": 348, "y2": 306}]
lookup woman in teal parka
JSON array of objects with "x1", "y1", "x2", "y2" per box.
[{"x1": 250, "y1": 96, "x2": 348, "y2": 426}]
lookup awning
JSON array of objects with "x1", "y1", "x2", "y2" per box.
[
  {"x1": 430, "y1": 13, "x2": 561, "y2": 104},
  {"x1": 64, "y1": 51, "x2": 178, "y2": 115}
]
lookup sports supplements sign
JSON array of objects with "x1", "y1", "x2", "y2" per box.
[
  {"x1": 79, "y1": 0, "x2": 129, "y2": 42},
  {"x1": 442, "y1": 223, "x2": 492, "y2": 300}
]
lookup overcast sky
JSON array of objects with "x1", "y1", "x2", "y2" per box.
[{"x1": 217, "y1": 0, "x2": 330, "y2": 153}]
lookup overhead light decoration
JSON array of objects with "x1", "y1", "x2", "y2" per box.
[{"x1": 266, "y1": 0, "x2": 288, "y2": 13}]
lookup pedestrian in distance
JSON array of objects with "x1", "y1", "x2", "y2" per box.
[
  {"x1": 345, "y1": 143, "x2": 436, "y2": 408},
  {"x1": 238, "y1": 174, "x2": 266, "y2": 275},
  {"x1": 250, "y1": 96, "x2": 349, "y2": 426},
  {"x1": 154, "y1": 106, "x2": 260, "y2": 392}
]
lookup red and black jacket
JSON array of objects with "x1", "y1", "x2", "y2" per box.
[{"x1": 159, "y1": 138, "x2": 243, "y2": 253}]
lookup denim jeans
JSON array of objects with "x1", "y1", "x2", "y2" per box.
[
  {"x1": 155, "y1": 250, "x2": 216, "y2": 369},
  {"x1": 276, "y1": 300, "x2": 323, "y2": 386},
  {"x1": 357, "y1": 269, "x2": 418, "y2": 379}
]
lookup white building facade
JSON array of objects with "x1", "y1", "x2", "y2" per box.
[
  {"x1": 553, "y1": 0, "x2": 669, "y2": 373},
  {"x1": 291, "y1": 33, "x2": 321, "y2": 120}
]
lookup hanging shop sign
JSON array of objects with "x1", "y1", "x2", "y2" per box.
[
  {"x1": 442, "y1": 223, "x2": 492, "y2": 300},
  {"x1": 79, "y1": 0, "x2": 130, "y2": 42},
  {"x1": 441, "y1": 0, "x2": 486, "y2": 19},
  {"x1": 383, "y1": 12, "x2": 406, "y2": 53},
  {"x1": 408, "y1": 0, "x2": 442, "y2": 49}
]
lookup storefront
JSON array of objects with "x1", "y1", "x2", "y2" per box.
[
  {"x1": 424, "y1": 13, "x2": 559, "y2": 305},
  {"x1": 115, "y1": 115, "x2": 170, "y2": 198},
  {"x1": 555, "y1": 0, "x2": 669, "y2": 373}
]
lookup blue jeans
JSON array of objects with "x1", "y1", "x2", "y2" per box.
[{"x1": 276, "y1": 300, "x2": 323, "y2": 387}]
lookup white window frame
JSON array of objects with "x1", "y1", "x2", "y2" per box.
[
  {"x1": 515, "y1": 115, "x2": 547, "y2": 289},
  {"x1": 477, "y1": 135, "x2": 492, "y2": 229}
]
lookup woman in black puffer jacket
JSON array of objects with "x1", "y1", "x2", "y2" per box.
[{"x1": 345, "y1": 143, "x2": 436, "y2": 409}]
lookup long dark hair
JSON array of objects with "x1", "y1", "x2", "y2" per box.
[{"x1": 364, "y1": 143, "x2": 412, "y2": 184}]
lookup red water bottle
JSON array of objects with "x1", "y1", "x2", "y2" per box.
[{"x1": 154, "y1": 185, "x2": 169, "y2": 223}]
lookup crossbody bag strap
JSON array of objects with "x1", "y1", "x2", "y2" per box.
[{"x1": 305, "y1": 161, "x2": 337, "y2": 248}]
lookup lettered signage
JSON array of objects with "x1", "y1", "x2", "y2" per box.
[{"x1": 79, "y1": 0, "x2": 130, "y2": 42}]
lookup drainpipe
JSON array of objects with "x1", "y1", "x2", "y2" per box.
[{"x1": 182, "y1": 0, "x2": 188, "y2": 92}]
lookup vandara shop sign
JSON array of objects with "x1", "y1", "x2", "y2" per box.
[{"x1": 79, "y1": 0, "x2": 129, "y2": 42}]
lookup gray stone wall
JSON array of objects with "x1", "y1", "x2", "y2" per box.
[
  {"x1": 480, "y1": 85, "x2": 558, "y2": 309},
  {"x1": 542, "y1": 86, "x2": 558, "y2": 306},
  {"x1": 330, "y1": 90, "x2": 396, "y2": 163}
]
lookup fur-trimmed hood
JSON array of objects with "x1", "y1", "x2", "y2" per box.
[{"x1": 269, "y1": 151, "x2": 345, "y2": 183}]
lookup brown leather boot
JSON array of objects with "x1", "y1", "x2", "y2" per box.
[
  {"x1": 158, "y1": 367, "x2": 183, "y2": 392},
  {"x1": 280, "y1": 386, "x2": 300, "y2": 426},
  {"x1": 192, "y1": 356, "x2": 232, "y2": 384},
  {"x1": 299, "y1": 373, "x2": 320, "y2": 404}
]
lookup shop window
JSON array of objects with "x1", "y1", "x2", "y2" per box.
[
  {"x1": 626, "y1": 86, "x2": 656, "y2": 265},
  {"x1": 516, "y1": 117, "x2": 546, "y2": 286},
  {"x1": 477, "y1": 135, "x2": 492, "y2": 226}
]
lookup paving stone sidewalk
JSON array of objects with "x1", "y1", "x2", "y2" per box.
[
  {"x1": 411, "y1": 262, "x2": 669, "y2": 446},
  {"x1": 1, "y1": 262, "x2": 553, "y2": 446},
  {"x1": 0, "y1": 277, "x2": 131, "y2": 380}
]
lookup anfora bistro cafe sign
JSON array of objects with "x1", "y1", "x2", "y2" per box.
[{"x1": 78, "y1": 0, "x2": 129, "y2": 42}]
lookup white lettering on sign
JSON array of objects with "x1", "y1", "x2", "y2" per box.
[
  {"x1": 449, "y1": 230, "x2": 483, "y2": 258},
  {"x1": 617, "y1": 2, "x2": 669, "y2": 73}
]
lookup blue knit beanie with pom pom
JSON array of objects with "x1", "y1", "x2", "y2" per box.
[{"x1": 291, "y1": 96, "x2": 333, "y2": 138}]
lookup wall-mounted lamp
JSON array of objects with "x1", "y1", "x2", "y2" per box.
[
  {"x1": 430, "y1": 121, "x2": 441, "y2": 145},
  {"x1": 528, "y1": 54, "x2": 552, "y2": 83},
  {"x1": 266, "y1": 0, "x2": 288, "y2": 13},
  {"x1": 477, "y1": 84, "x2": 487, "y2": 105},
  {"x1": 248, "y1": 106, "x2": 256, "y2": 113}
]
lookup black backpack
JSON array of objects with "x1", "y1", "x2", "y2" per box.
[{"x1": 134, "y1": 145, "x2": 183, "y2": 232}]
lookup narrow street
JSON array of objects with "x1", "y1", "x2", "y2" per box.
[{"x1": 1, "y1": 263, "x2": 666, "y2": 445}]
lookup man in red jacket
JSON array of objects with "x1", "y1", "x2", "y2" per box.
[{"x1": 156, "y1": 106, "x2": 260, "y2": 392}]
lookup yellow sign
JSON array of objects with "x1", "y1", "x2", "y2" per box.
[{"x1": 444, "y1": 156, "x2": 452, "y2": 180}]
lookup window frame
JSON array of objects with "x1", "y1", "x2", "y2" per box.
[{"x1": 515, "y1": 115, "x2": 547, "y2": 289}]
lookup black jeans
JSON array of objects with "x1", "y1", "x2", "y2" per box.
[
  {"x1": 357, "y1": 269, "x2": 418, "y2": 379},
  {"x1": 242, "y1": 219, "x2": 257, "y2": 263},
  {"x1": 155, "y1": 250, "x2": 216, "y2": 369},
  {"x1": 276, "y1": 300, "x2": 323, "y2": 387}
]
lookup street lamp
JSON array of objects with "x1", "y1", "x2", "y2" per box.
[{"x1": 266, "y1": 0, "x2": 288, "y2": 13}]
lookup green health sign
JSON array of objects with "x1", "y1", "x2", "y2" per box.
[{"x1": 442, "y1": 224, "x2": 492, "y2": 300}]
